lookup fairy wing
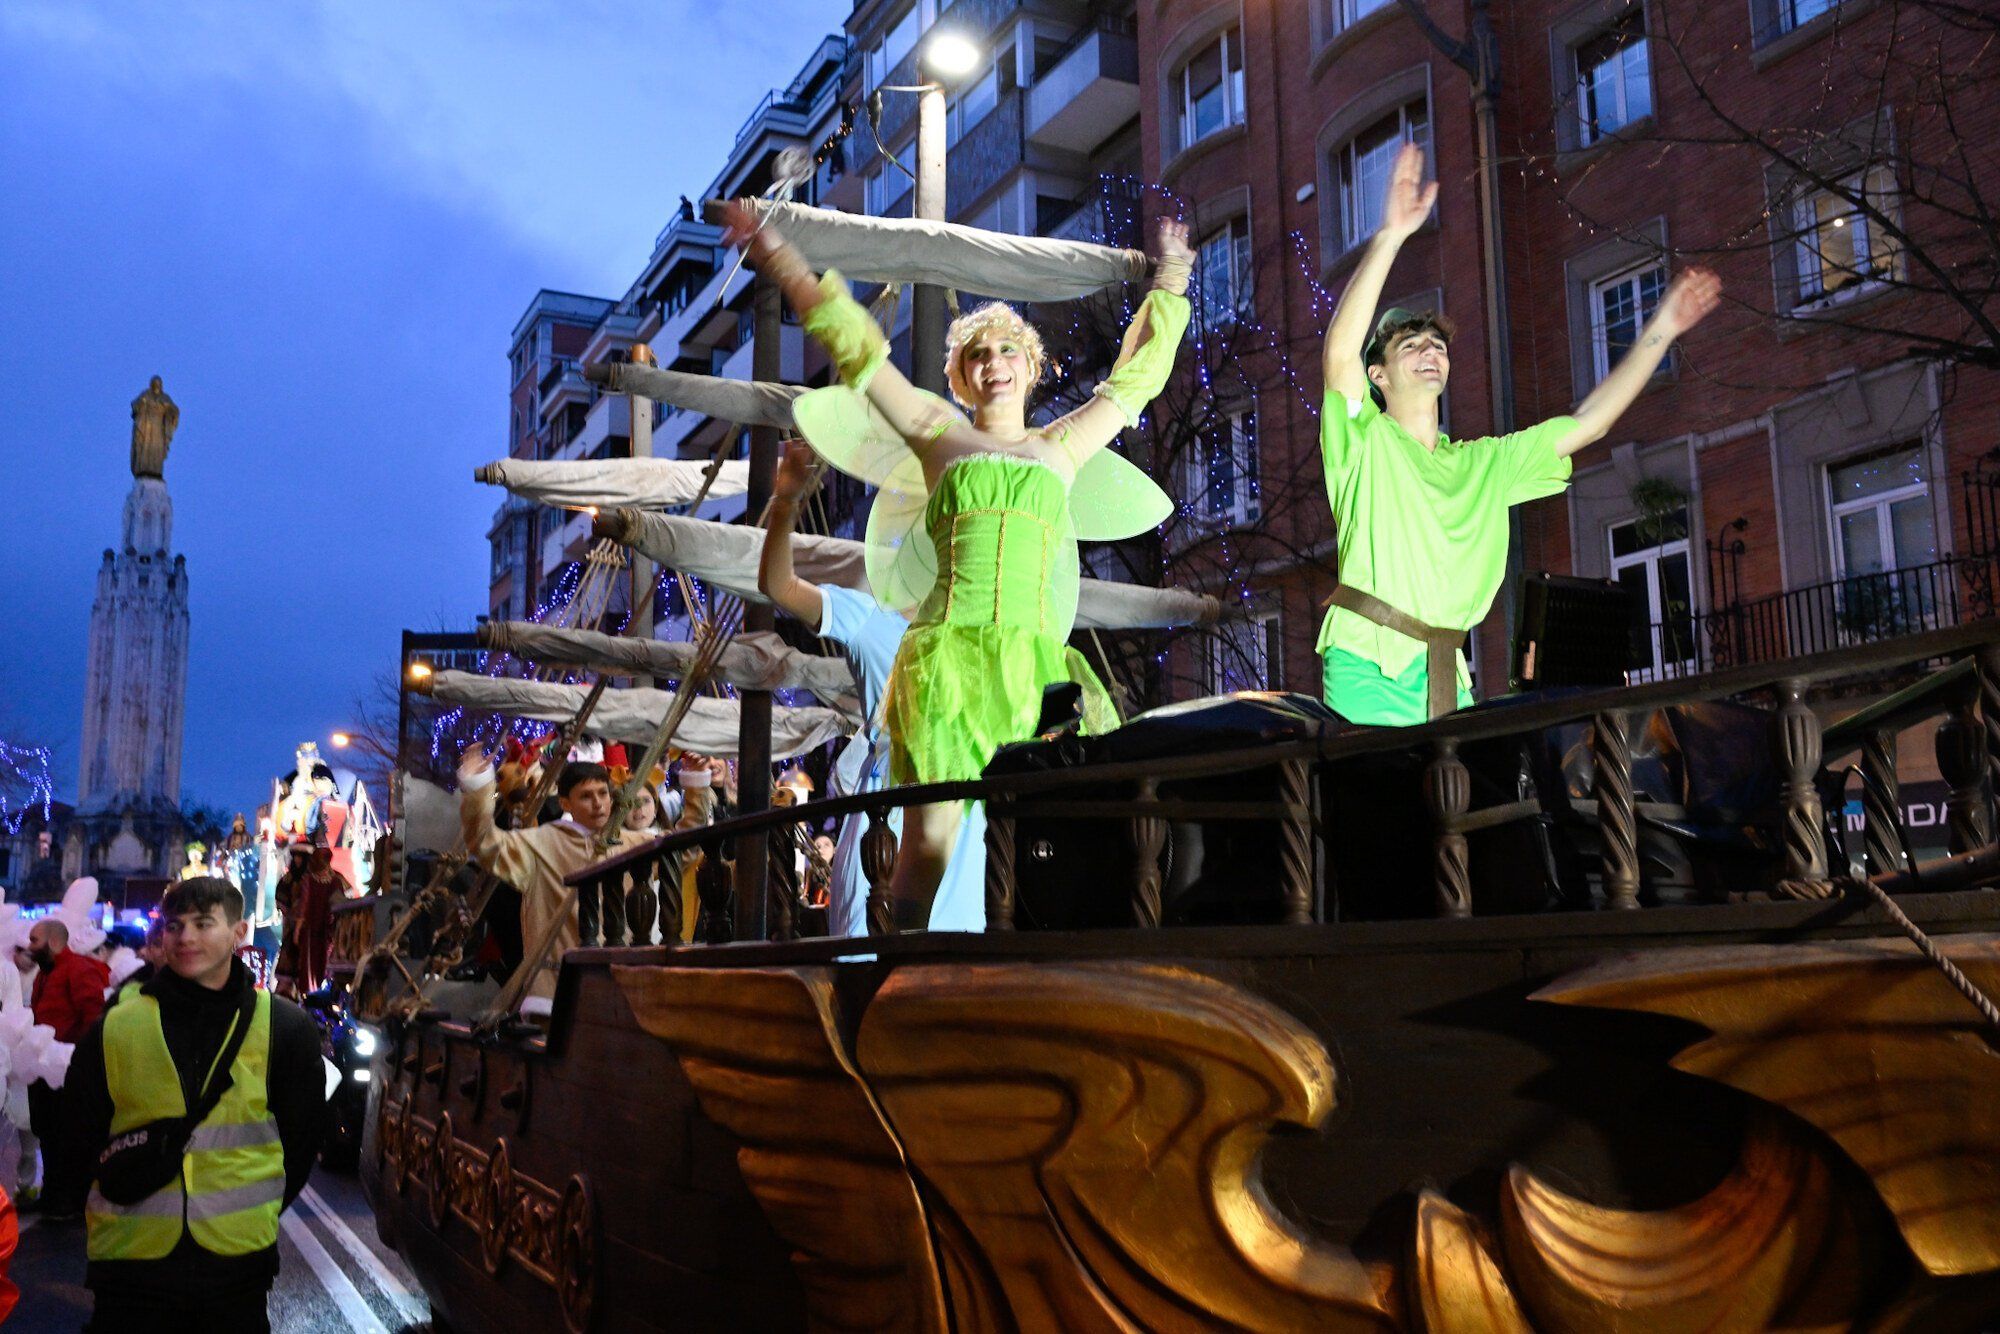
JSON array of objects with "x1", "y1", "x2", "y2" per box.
[
  {"x1": 1068, "y1": 447, "x2": 1173, "y2": 541},
  {"x1": 791, "y1": 385, "x2": 942, "y2": 614}
]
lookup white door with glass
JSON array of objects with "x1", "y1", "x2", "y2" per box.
[
  {"x1": 1609, "y1": 508, "x2": 1695, "y2": 678},
  {"x1": 1828, "y1": 446, "x2": 1938, "y2": 638}
]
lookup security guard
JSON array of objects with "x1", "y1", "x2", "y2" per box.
[{"x1": 68, "y1": 876, "x2": 327, "y2": 1333}]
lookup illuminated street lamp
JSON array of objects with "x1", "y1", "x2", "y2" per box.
[
  {"x1": 330, "y1": 731, "x2": 353, "y2": 749},
  {"x1": 922, "y1": 31, "x2": 981, "y2": 78}
]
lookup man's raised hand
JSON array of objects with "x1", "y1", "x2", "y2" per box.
[
  {"x1": 1379, "y1": 141, "x2": 1438, "y2": 242},
  {"x1": 457, "y1": 743, "x2": 491, "y2": 785},
  {"x1": 1655, "y1": 266, "x2": 1723, "y2": 339}
]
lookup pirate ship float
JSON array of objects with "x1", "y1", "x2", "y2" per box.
[{"x1": 354, "y1": 202, "x2": 2000, "y2": 1332}]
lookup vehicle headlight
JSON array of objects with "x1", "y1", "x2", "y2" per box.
[{"x1": 351, "y1": 1026, "x2": 378, "y2": 1058}]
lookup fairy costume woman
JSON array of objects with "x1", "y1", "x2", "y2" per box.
[{"x1": 726, "y1": 203, "x2": 1191, "y2": 902}]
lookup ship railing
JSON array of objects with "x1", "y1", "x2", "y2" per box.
[{"x1": 564, "y1": 619, "x2": 2000, "y2": 946}]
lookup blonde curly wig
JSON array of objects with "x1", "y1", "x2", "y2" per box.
[{"x1": 943, "y1": 301, "x2": 1046, "y2": 409}]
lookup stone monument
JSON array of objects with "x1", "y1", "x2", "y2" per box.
[{"x1": 64, "y1": 378, "x2": 190, "y2": 892}]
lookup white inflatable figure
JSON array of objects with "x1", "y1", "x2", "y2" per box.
[
  {"x1": 278, "y1": 743, "x2": 323, "y2": 840},
  {"x1": 106, "y1": 947, "x2": 145, "y2": 991},
  {"x1": 54, "y1": 876, "x2": 107, "y2": 955}
]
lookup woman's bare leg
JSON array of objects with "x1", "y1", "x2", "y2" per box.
[{"x1": 888, "y1": 799, "x2": 963, "y2": 911}]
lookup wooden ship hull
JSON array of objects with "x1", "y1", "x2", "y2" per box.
[{"x1": 360, "y1": 626, "x2": 2000, "y2": 1332}]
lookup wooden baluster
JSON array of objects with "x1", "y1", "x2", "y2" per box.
[
  {"x1": 598, "y1": 869, "x2": 628, "y2": 948},
  {"x1": 861, "y1": 804, "x2": 898, "y2": 937},
  {"x1": 985, "y1": 800, "x2": 1017, "y2": 931},
  {"x1": 1129, "y1": 780, "x2": 1165, "y2": 928},
  {"x1": 1775, "y1": 677, "x2": 1833, "y2": 898},
  {"x1": 1938, "y1": 694, "x2": 1992, "y2": 855},
  {"x1": 1593, "y1": 710, "x2": 1641, "y2": 910},
  {"x1": 1980, "y1": 644, "x2": 2000, "y2": 800},
  {"x1": 576, "y1": 877, "x2": 603, "y2": 948},
  {"x1": 627, "y1": 859, "x2": 660, "y2": 947},
  {"x1": 1423, "y1": 739, "x2": 1472, "y2": 918},
  {"x1": 1861, "y1": 728, "x2": 1911, "y2": 876},
  {"x1": 1278, "y1": 759, "x2": 1315, "y2": 925}
]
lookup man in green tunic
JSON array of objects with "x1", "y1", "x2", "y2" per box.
[{"x1": 1319, "y1": 142, "x2": 1722, "y2": 725}]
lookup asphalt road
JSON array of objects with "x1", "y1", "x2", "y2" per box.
[{"x1": 12, "y1": 1165, "x2": 434, "y2": 1332}]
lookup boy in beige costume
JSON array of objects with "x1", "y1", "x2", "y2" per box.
[{"x1": 457, "y1": 747, "x2": 713, "y2": 1002}]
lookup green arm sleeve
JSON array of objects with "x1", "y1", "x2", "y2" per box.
[
  {"x1": 800, "y1": 269, "x2": 889, "y2": 392},
  {"x1": 1091, "y1": 289, "x2": 1192, "y2": 426}
]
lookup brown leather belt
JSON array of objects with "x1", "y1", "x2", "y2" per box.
[{"x1": 1325, "y1": 585, "x2": 1463, "y2": 721}]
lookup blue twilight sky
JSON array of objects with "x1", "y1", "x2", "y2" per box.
[{"x1": 0, "y1": 0, "x2": 847, "y2": 816}]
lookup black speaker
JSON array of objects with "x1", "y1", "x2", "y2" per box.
[{"x1": 1512, "y1": 573, "x2": 1645, "y2": 690}]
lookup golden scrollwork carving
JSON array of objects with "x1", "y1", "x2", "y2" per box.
[
  {"x1": 1535, "y1": 935, "x2": 2000, "y2": 1278},
  {"x1": 610, "y1": 965, "x2": 950, "y2": 1333},
  {"x1": 858, "y1": 962, "x2": 1401, "y2": 1332},
  {"x1": 1407, "y1": 1193, "x2": 1532, "y2": 1333},
  {"x1": 1498, "y1": 1108, "x2": 1879, "y2": 1331}
]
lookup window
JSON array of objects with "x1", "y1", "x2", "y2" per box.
[
  {"x1": 1828, "y1": 447, "x2": 1938, "y2": 639},
  {"x1": 1769, "y1": 0, "x2": 1839, "y2": 38},
  {"x1": 1189, "y1": 405, "x2": 1261, "y2": 527},
  {"x1": 1573, "y1": 10, "x2": 1651, "y2": 145},
  {"x1": 1175, "y1": 27, "x2": 1246, "y2": 154},
  {"x1": 1610, "y1": 507, "x2": 1696, "y2": 679},
  {"x1": 1587, "y1": 261, "x2": 1666, "y2": 384},
  {"x1": 1196, "y1": 217, "x2": 1253, "y2": 325},
  {"x1": 1793, "y1": 165, "x2": 1899, "y2": 305},
  {"x1": 1336, "y1": 103, "x2": 1429, "y2": 254},
  {"x1": 869, "y1": 3, "x2": 925, "y2": 87},
  {"x1": 1206, "y1": 609, "x2": 1281, "y2": 694},
  {"x1": 865, "y1": 138, "x2": 917, "y2": 215},
  {"x1": 1323, "y1": 0, "x2": 1392, "y2": 33},
  {"x1": 948, "y1": 65, "x2": 999, "y2": 145}
]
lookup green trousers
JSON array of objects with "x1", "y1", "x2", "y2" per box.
[{"x1": 1322, "y1": 648, "x2": 1473, "y2": 727}]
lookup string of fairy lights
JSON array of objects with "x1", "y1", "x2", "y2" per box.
[{"x1": 0, "y1": 741, "x2": 55, "y2": 837}]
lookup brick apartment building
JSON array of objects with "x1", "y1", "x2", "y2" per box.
[{"x1": 1136, "y1": 0, "x2": 1999, "y2": 709}]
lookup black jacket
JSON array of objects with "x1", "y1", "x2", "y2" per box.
[{"x1": 69, "y1": 959, "x2": 329, "y2": 1298}]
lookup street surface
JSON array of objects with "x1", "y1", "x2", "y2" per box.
[{"x1": 12, "y1": 1165, "x2": 432, "y2": 1332}]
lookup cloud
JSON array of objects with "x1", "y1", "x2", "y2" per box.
[{"x1": 2, "y1": 0, "x2": 849, "y2": 289}]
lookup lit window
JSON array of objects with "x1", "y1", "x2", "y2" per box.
[
  {"x1": 1337, "y1": 104, "x2": 1430, "y2": 253},
  {"x1": 1573, "y1": 11, "x2": 1651, "y2": 145},
  {"x1": 1588, "y1": 262, "x2": 1666, "y2": 384},
  {"x1": 1196, "y1": 217, "x2": 1253, "y2": 326},
  {"x1": 1793, "y1": 165, "x2": 1899, "y2": 305},
  {"x1": 1175, "y1": 27, "x2": 1246, "y2": 154}
]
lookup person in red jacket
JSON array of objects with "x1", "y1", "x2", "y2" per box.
[{"x1": 26, "y1": 919, "x2": 109, "y2": 1223}]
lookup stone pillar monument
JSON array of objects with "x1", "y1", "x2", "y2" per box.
[{"x1": 65, "y1": 377, "x2": 190, "y2": 889}]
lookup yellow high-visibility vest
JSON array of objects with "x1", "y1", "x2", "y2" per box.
[{"x1": 86, "y1": 989, "x2": 284, "y2": 1260}]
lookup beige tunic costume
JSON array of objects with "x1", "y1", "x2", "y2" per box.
[{"x1": 459, "y1": 772, "x2": 712, "y2": 1002}]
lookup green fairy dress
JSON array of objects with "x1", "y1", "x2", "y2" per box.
[{"x1": 793, "y1": 274, "x2": 1190, "y2": 784}]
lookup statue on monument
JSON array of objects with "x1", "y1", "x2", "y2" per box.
[{"x1": 130, "y1": 375, "x2": 179, "y2": 479}]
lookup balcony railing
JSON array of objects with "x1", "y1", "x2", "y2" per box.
[{"x1": 1640, "y1": 553, "x2": 2000, "y2": 680}]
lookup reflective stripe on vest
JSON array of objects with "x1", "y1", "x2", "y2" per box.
[{"x1": 87, "y1": 988, "x2": 282, "y2": 1261}]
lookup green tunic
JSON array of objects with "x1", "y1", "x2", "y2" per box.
[{"x1": 1317, "y1": 389, "x2": 1575, "y2": 723}]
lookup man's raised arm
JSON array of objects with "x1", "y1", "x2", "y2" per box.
[
  {"x1": 1322, "y1": 141, "x2": 1436, "y2": 402},
  {"x1": 1552, "y1": 266, "x2": 1721, "y2": 458},
  {"x1": 758, "y1": 440, "x2": 829, "y2": 628}
]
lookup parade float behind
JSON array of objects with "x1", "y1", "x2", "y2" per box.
[{"x1": 348, "y1": 200, "x2": 2000, "y2": 1333}]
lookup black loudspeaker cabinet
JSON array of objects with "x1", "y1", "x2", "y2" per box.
[{"x1": 1512, "y1": 572, "x2": 1646, "y2": 690}]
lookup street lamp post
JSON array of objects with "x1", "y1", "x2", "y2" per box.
[{"x1": 908, "y1": 31, "x2": 979, "y2": 396}]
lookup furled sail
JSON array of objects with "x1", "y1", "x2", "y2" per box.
[
  {"x1": 479, "y1": 622, "x2": 859, "y2": 717},
  {"x1": 723, "y1": 199, "x2": 1148, "y2": 302},
  {"x1": 423, "y1": 672, "x2": 846, "y2": 760},
  {"x1": 474, "y1": 458, "x2": 750, "y2": 510},
  {"x1": 599, "y1": 510, "x2": 1220, "y2": 630}
]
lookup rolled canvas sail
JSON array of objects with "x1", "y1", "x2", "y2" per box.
[
  {"x1": 475, "y1": 458, "x2": 750, "y2": 509},
  {"x1": 729, "y1": 200, "x2": 1148, "y2": 302},
  {"x1": 426, "y1": 672, "x2": 847, "y2": 760},
  {"x1": 481, "y1": 622, "x2": 859, "y2": 716}
]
